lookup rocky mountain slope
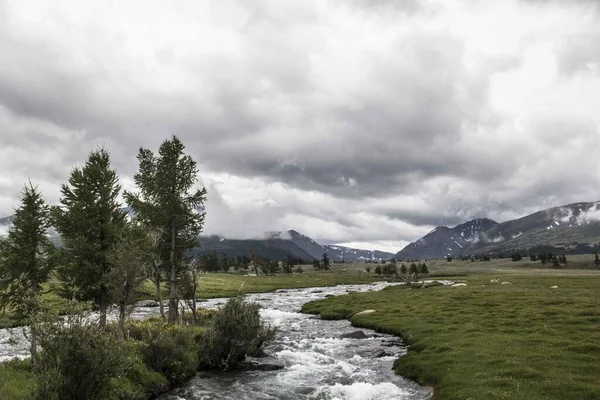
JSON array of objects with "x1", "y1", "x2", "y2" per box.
[
  {"x1": 396, "y1": 201, "x2": 600, "y2": 260},
  {"x1": 396, "y1": 218, "x2": 498, "y2": 260}
]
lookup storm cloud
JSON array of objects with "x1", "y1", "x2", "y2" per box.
[{"x1": 1, "y1": 0, "x2": 599, "y2": 253}]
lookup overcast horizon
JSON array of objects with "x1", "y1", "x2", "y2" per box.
[{"x1": 1, "y1": 0, "x2": 600, "y2": 253}]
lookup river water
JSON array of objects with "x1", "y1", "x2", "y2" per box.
[
  {"x1": 0, "y1": 282, "x2": 433, "y2": 400},
  {"x1": 160, "y1": 282, "x2": 432, "y2": 400}
]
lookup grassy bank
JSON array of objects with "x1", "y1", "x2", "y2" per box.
[
  {"x1": 0, "y1": 268, "x2": 377, "y2": 329},
  {"x1": 140, "y1": 268, "x2": 379, "y2": 299},
  {"x1": 302, "y1": 271, "x2": 600, "y2": 400}
]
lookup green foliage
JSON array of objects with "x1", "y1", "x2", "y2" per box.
[
  {"x1": 374, "y1": 265, "x2": 382, "y2": 275},
  {"x1": 124, "y1": 135, "x2": 207, "y2": 324},
  {"x1": 419, "y1": 263, "x2": 428, "y2": 274},
  {"x1": 381, "y1": 262, "x2": 397, "y2": 277},
  {"x1": 409, "y1": 263, "x2": 418, "y2": 275},
  {"x1": 204, "y1": 296, "x2": 276, "y2": 370},
  {"x1": 51, "y1": 149, "x2": 126, "y2": 327},
  {"x1": 0, "y1": 183, "x2": 53, "y2": 322},
  {"x1": 0, "y1": 359, "x2": 34, "y2": 399},
  {"x1": 33, "y1": 303, "x2": 127, "y2": 400},
  {"x1": 126, "y1": 321, "x2": 202, "y2": 386},
  {"x1": 400, "y1": 263, "x2": 407, "y2": 275},
  {"x1": 321, "y1": 253, "x2": 330, "y2": 270}
]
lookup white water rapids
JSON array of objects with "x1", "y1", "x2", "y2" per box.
[{"x1": 0, "y1": 281, "x2": 434, "y2": 399}]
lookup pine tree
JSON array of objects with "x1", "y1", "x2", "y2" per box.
[
  {"x1": 409, "y1": 263, "x2": 418, "y2": 275},
  {"x1": 124, "y1": 135, "x2": 207, "y2": 324},
  {"x1": 52, "y1": 149, "x2": 126, "y2": 329},
  {"x1": 321, "y1": 253, "x2": 330, "y2": 270},
  {"x1": 400, "y1": 263, "x2": 407, "y2": 275},
  {"x1": 0, "y1": 183, "x2": 53, "y2": 366}
]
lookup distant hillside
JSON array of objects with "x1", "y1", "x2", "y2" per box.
[
  {"x1": 465, "y1": 201, "x2": 600, "y2": 255},
  {"x1": 324, "y1": 244, "x2": 395, "y2": 262},
  {"x1": 236, "y1": 230, "x2": 395, "y2": 262},
  {"x1": 193, "y1": 235, "x2": 315, "y2": 262},
  {"x1": 396, "y1": 218, "x2": 498, "y2": 260},
  {"x1": 396, "y1": 201, "x2": 600, "y2": 260}
]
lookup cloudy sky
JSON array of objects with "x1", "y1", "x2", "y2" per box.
[{"x1": 1, "y1": 0, "x2": 599, "y2": 253}]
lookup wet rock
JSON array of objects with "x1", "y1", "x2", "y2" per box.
[
  {"x1": 238, "y1": 362, "x2": 284, "y2": 371},
  {"x1": 371, "y1": 349, "x2": 392, "y2": 358},
  {"x1": 311, "y1": 290, "x2": 324, "y2": 293},
  {"x1": 134, "y1": 300, "x2": 159, "y2": 308},
  {"x1": 339, "y1": 330, "x2": 370, "y2": 339},
  {"x1": 325, "y1": 294, "x2": 335, "y2": 298},
  {"x1": 381, "y1": 340, "x2": 404, "y2": 347}
]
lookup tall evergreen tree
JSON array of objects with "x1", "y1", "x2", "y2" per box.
[
  {"x1": 52, "y1": 149, "x2": 126, "y2": 328},
  {"x1": 321, "y1": 253, "x2": 330, "y2": 270},
  {"x1": 124, "y1": 135, "x2": 207, "y2": 324},
  {"x1": 0, "y1": 183, "x2": 53, "y2": 366}
]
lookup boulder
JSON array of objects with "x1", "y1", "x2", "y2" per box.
[
  {"x1": 550, "y1": 285, "x2": 559, "y2": 289},
  {"x1": 134, "y1": 300, "x2": 160, "y2": 308},
  {"x1": 422, "y1": 281, "x2": 443, "y2": 289},
  {"x1": 339, "y1": 330, "x2": 370, "y2": 339},
  {"x1": 353, "y1": 309, "x2": 376, "y2": 316},
  {"x1": 452, "y1": 283, "x2": 467, "y2": 287},
  {"x1": 501, "y1": 281, "x2": 512, "y2": 285},
  {"x1": 370, "y1": 349, "x2": 392, "y2": 358}
]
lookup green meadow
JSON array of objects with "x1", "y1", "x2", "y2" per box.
[{"x1": 303, "y1": 259, "x2": 600, "y2": 399}]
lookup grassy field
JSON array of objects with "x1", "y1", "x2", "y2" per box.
[
  {"x1": 302, "y1": 260, "x2": 600, "y2": 400},
  {"x1": 137, "y1": 265, "x2": 380, "y2": 299},
  {"x1": 0, "y1": 265, "x2": 378, "y2": 328}
]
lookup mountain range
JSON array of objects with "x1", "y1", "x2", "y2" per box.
[
  {"x1": 0, "y1": 215, "x2": 395, "y2": 262},
  {"x1": 3, "y1": 200, "x2": 600, "y2": 262},
  {"x1": 193, "y1": 230, "x2": 396, "y2": 262},
  {"x1": 395, "y1": 201, "x2": 600, "y2": 260}
]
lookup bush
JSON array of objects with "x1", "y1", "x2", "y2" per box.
[
  {"x1": 126, "y1": 320, "x2": 203, "y2": 386},
  {"x1": 203, "y1": 296, "x2": 276, "y2": 370},
  {"x1": 33, "y1": 307, "x2": 128, "y2": 400},
  {"x1": 295, "y1": 265, "x2": 304, "y2": 274}
]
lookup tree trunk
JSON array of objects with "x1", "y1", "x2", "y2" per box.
[
  {"x1": 191, "y1": 284, "x2": 197, "y2": 324},
  {"x1": 118, "y1": 299, "x2": 125, "y2": 341},
  {"x1": 168, "y1": 224, "x2": 178, "y2": 323},
  {"x1": 99, "y1": 285, "x2": 107, "y2": 329},
  {"x1": 30, "y1": 283, "x2": 37, "y2": 370},
  {"x1": 156, "y1": 277, "x2": 166, "y2": 322}
]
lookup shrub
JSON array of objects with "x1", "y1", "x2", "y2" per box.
[
  {"x1": 295, "y1": 265, "x2": 304, "y2": 274},
  {"x1": 33, "y1": 306, "x2": 127, "y2": 400},
  {"x1": 203, "y1": 296, "x2": 276, "y2": 370},
  {"x1": 126, "y1": 320, "x2": 203, "y2": 385}
]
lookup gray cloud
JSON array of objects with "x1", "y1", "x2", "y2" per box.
[{"x1": 0, "y1": 0, "x2": 599, "y2": 251}]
